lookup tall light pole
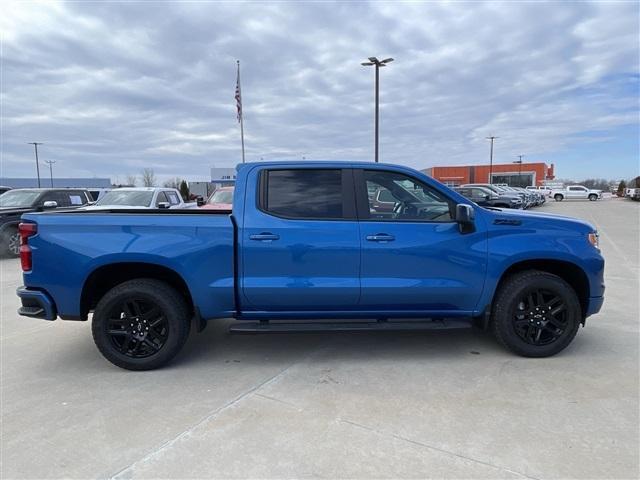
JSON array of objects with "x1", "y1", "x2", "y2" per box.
[
  {"x1": 45, "y1": 159, "x2": 56, "y2": 187},
  {"x1": 513, "y1": 156, "x2": 524, "y2": 187},
  {"x1": 361, "y1": 57, "x2": 394, "y2": 163},
  {"x1": 486, "y1": 136, "x2": 498, "y2": 183},
  {"x1": 28, "y1": 142, "x2": 43, "y2": 187}
]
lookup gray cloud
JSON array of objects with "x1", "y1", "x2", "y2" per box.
[{"x1": 1, "y1": 0, "x2": 638, "y2": 182}]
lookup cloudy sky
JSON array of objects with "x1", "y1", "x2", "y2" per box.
[{"x1": 1, "y1": 1, "x2": 638, "y2": 183}]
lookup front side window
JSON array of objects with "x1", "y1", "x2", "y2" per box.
[
  {"x1": 262, "y1": 169, "x2": 343, "y2": 219},
  {"x1": 155, "y1": 191, "x2": 169, "y2": 206},
  {"x1": 54, "y1": 192, "x2": 72, "y2": 207},
  {"x1": 363, "y1": 170, "x2": 453, "y2": 222},
  {"x1": 471, "y1": 188, "x2": 489, "y2": 200},
  {"x1": 377, "y1": 189, "x2": 395, "y2": 203}
]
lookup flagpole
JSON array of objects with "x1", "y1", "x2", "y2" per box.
[{"x1": 236, "y1": 60, "x2": 246, "y2": 163}]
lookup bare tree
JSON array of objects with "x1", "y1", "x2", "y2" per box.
[
  {"x1": 163, "y1": 177, "x2": 181, "y2": 189},
  {"x1": 126, "y1": 174, "x2": 137, "y2": 187},
  {"x1": 141, "y1": 168, "x2": 156, "y2": 187}
]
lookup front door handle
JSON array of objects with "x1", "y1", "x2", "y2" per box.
[
  {"x1": 366, "y1": 233, "x2": 395, "y2": 242},
  {"x1": 249, "y1": 232, "x2": 280, "y2": 242}
]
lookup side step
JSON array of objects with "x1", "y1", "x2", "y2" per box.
[{"x1": 229, "y1": 318, "x2": 472, "y2": 334}]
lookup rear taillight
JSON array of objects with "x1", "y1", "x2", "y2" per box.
[{"x1": 18, "y1": 222, "x2": 37, "y2": 271}]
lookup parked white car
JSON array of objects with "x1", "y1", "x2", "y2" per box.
[
  {"x1": 84, "y1": 187, "x2": 197, "y2": 209},
  {"x1": 550, "y1": 185, "x2": 602, "y2": 202}
]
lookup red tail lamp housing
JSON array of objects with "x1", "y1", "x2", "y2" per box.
[{"x1": 18, "y1": 222, "x2": 37, "y2": 271}]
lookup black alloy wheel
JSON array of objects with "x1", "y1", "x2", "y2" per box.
[
  {"x1": 107, "y1": 298, "x2": 169, "y2": 358},
  {"x1": 512, "y1": 289, "x2": 568, "y2": 346},
  {"x1": 92, "y1": 279, "x2": 190, "y2": 370},
  {"x1": 492, "y1": 270, "x2": 581, "y2": 357}
]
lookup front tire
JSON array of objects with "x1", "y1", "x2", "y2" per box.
[
  {"x1": 91, "y1": 279, "x2": 190, "y2": 370},
  {"x1": 554, "y1": 194, "x2": 563, "y2": 202},
  {"x1": 492, "y1": 270, "x2": 581, "y2": 357},
  {"x1": 588, "y1": 194, "x2": 597, "y2": 201}
]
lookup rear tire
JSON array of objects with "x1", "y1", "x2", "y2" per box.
[
  {"x1": 554, "y1": 194, "x2": 563, "y2": 202},
  {"x1": 2, "y1": 227, "x2": 20, "y2": 257},
  {"x1": 492, "y1": 270, "x2": 581, "y2": 357},
  {"x1": 91, "y1": 279, "x2": 190, "y2": 370}
]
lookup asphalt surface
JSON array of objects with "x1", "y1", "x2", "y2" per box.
[{"x1": 1, "y1": 198, "x2": 638, "y2": 479}]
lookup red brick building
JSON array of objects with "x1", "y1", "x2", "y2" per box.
[{"x1": 423, "y1": 162, "x2": 555, "y2": 188}]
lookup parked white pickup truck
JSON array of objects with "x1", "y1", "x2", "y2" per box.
[
  {"x1": 85, "y1": 187, "x2": 197, "y2": 209},
  {"x1": 551, "y1": 185, "x2": 602, "y2": 202}
]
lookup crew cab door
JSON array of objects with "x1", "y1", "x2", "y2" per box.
[
  {"x1": 241, "y1": 168, "x2": 360, "y2": 311},
  {"x1": 355, "y1": 169, "x2": 487, "y2": 313},
  {"x1": 568, "y1": 186, "x2": 587, "y2": 199}
]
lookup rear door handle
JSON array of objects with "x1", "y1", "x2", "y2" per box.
[
  {"x1": 366, "y1": 233, "x2": 395, "y2": 242},
  {"x1": 249, "y1": 232, "x2": 280, "y2": 242}
]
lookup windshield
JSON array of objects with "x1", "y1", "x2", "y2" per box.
[
  {"x1": 96, "y1": 190, "x2": 153, "y2": 207},
  {"x1": 208, "y1": 189, "x2": 234, "y2": 204},
  {"x1": 0, "y1": 190, "x2": 40, "y2": 208}
]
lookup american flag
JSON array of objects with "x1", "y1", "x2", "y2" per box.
[{"x1": 235, "y1": 62, "x2": 242, "y2": 123}]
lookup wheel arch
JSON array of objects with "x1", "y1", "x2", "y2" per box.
[
  {"x1": 494, "y1": 259, "x2": 590, "y2": 318},
  {"x1": 0, "y1": 220, "x2": 19, "y2": 234},
  {"x1": 80, "y1": 262, "x2": 195, "y2": 320}
]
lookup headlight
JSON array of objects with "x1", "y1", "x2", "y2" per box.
[{"x1": 588, "y1": 232, "x2": 600, "y2": 250}]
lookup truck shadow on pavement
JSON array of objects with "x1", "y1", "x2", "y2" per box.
[
  {"x1": 35, "y1": 316, "x2": 590, "y2": 373},
  {"x1": 175, "y1": 319, "x2": 517, "y2": 368}
]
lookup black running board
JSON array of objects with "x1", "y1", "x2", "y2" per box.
[{"x1": 229, "y1": 318, "x2": 472, "y2": 334}]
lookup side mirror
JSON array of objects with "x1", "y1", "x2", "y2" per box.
[
  {"x1": 42, "y1": 201, "x2": 58, "y2": 209},
  {"x1": 484, "y1": 194, "x2": 491, "y2": 200},
  {"x1": 157, "y1": 202, "x2": 171, "y2": 209},
  {"x1": 196, "y1": 196, "x2": 205, "y2": 207},
  {"x1": 455, "y1": 204, "x2": 475, "y2": 233}
]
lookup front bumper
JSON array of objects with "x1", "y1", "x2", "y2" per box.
[{"x1": 16, "y1": 286, "x2": 57, "y2": 320}]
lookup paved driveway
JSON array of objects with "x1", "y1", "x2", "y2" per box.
[{"x1": 1, "y1": 199, "x2": 638, "y2": 479}]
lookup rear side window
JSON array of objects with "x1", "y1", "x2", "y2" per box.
[
  {"x1": 262, "y1": 169, "x2": 343, "y2": 219},
  {"x1": 165, "y1": 191, "x2": 180, "y2": 205},
  {"x1": 67, "y1": 191, "x2": 87, "y2": 205}
]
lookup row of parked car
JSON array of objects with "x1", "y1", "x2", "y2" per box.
[
  {"x1": 453, "y1": 183, "x2": 546, "y2": 209},
  {"x1": 0, "y1": 186, "x2": 214, "y2": 256}
]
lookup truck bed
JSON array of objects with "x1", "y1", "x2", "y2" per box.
[{"x1": 21, "y1": 209, "x2": 237, "y2": 320}]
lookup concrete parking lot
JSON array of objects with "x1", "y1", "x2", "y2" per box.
[{"x1": 1, "y1": 199, "x2": 638, "y2": 479}]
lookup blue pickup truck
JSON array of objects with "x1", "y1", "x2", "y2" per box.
[{"x1": 16, "y1": 162, "x2": 605, "y2": 370}]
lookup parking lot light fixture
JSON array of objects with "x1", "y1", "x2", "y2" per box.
[{"x1": 362, "y1": 56, "x2": 394, "y2": 163}]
